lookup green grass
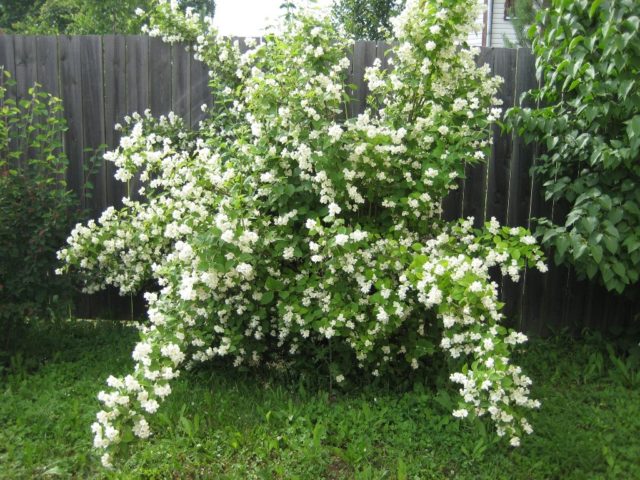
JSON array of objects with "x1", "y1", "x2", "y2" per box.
[{"x1": 1, "y1": 320, "x2": 639, "y2": 479}]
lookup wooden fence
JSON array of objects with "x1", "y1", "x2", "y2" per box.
[{"x1": 0, "y1": 35, "x2": 637, "y2": 335}]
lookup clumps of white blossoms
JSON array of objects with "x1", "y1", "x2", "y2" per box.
[{"x1": 58, "y1": 0, "x2": 548, "y2": 466}]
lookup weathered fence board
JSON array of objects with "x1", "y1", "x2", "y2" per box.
[
  {"x1": 103, "y1": 35, "x2": 128, "y2": 209},
  {"x1": 59, "y1": 36, "x2": 84, "y2": 201},
  {"x1": 0, "y1": 35, "x2": 638, "y2": 333},
  {"x1": 171, "y1": 44, "x2": 190, "y2": 121},
  {"x1": 149, "y1": 37, "x2": 172, "y2": 117},
  {"x1": 35, "y1": 36, "x2": 59, "y2": 96}
]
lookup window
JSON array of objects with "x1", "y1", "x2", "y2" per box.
[{"x1": 504, "y1": 0, "x2": 516, "y2": 20}]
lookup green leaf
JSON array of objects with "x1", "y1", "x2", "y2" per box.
[
  {"x1": 265, "y1": 277, "x2": 284, "y2": 291},
  {"x1": 603, "y1": 236, "x2": 618, "y2": 254},
  {"x1": 556, "y1": 236, "x2": 570, "y2": 256},
  {"x1": 590, "y1": 244, "x2": 603, "y2": 263},
  {"x1": 589, "y1": 0, "x2": 602, "y2": 19},
  {"x1": 586, "y1": 261, "x2": 598, "y2": 279},
  {"x1": 612, "y1": 262, "x2": 626, "y2": 278},
  {"x1": 623, "y1": 236, "x2": 640, "y2": 253},
  {"x1": 260, "y1": 291, "x2": 274, "y2": 305}
]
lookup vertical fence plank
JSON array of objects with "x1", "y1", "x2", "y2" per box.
[
  {"x1": 486, "y1": 48, "x2": 519, "y2": 321},
  {"x1": 59, "y1": 36, "x2": 89, "y2": 317},
  {"x1": 103, "y1": 35, "x2": 131, "y2": 319},
  {"x1": 485, "y1": 48, "x2": 516, "y2": 224},
  {"x1": 35, "y1": 36, "x2": 59, "y2": 96},
  {"x1": 80, "y1": 36, "x2": 108, "y2": 318},
  {"x1": 190, "y1": 50, "x2": 212, "y2": 127},
  {"x1": 503, "y1": 48, "x2": 538, "y2": 329},
  {"x1": 80, "y1": 36, "x2": 107, "y2": 217},
  {"x1": 126, "y1": 35, "x2": 149, "y2": 114},
  {"x1": 125, "y1": 35, "x2": 149, "y2": 200},
  {"x1": 507, "y1": 49, "x2": 537, "y2": 228},
  {"x1": 103, "y1": 35, "x2": 128, "y2": 209},
  {"x1": 59, "y1": 36, "x2": 84, "y2": 202},
  {"x1": 13, "y1": 36, "x2": 37, "y2": 101},
  {"x1": 171, "y1": 44, "x2": 190, "y2": 123},
  {"x1": 462, "y1": 48, "x2": 494, "y2": 227},
  {"x1": 149, "y1": 37, "x2": 172, "y2": 118},
  {"x1": 350, "y1": 41, "x2": 376, "y2": 116}
]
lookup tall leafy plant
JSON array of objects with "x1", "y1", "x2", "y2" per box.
[
  {"x1": 331, "y1": 0, "x2": 405, "y2": 40},
  {"x1": 506, "y1": 0, "x2": 640, "y2": 294},
  {"x1": 0, "y1": 72, "x2": 81, "y2": 347}
]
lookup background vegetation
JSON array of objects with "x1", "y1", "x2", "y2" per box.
[
  {"x1": 506, "y1": 0, "x2": 640, "y2": 295},
  {"x1": 0, "y1": 0, "x2": 215, "y2": 34},
  {"x1": 331, "y1": 0, "x2": 405, "y2": 40},
  {"x1": 0, "y1": 72, "x2": 84, "y2": 360}
]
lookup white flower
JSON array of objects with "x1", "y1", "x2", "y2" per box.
[
  {"x1": 133, "y1": 418, "x2": 151, "y2": 439},
  {"x1": 221, "y1": 229, "x2": 234, "y2": 243},
  {"x1": 452, "y1": 409, "x2": 468, "y2": 418},
  {"x1": 142, "y1": 399, "x2": 159, "y2": 413},
  {"x1": 335, "y1": 374, "x2": 345, "y2": 383},
  {"x1": 260, "y1": 172, "x2": 275, "y2": 183},
  {"x1": 334, "y1": 234, "x2": 349, "y2": 246},
  {"x1": 235, "y1": 262, "x2": 254, "y2": 278},
  {"x1": 328, "y1": 203, "x2": 341, "y2": 216},
  {"x1": 101, "y1": 453, "x2": 113, "y2": 468},
  {"x1": 327, "y1": 124, "x2": 343, "y2": 142},
  {"x1": 425, "y1": 40, "x2": 437, "y2": 51}
]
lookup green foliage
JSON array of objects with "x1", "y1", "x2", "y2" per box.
[
  {"x1": 1, "y1": 320, "x2": 639, "y2": 478},
  {"x1": 6, "y1": 0, "x2": 215, "y2": 34},
  {"x1": 504, "y1": 0, "x2": 549, "y2": 48},
  {"x1": 331, "y1": 0, "x2": 405, "y2": 40},
  {"x1": 0, "y1": 0, "x2": 39, "y2": 32},
  {"x1": 506, "y1": 0, "x2": 640, "y2": 294},
  {"x1": 0, "y1": 71, "x2": 81, "y2": 351}
]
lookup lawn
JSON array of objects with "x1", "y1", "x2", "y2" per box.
[{"x1": 1, "y1": 320, "x2": 639, "y2": 479}]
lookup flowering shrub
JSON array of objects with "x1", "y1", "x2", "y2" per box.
[{"x1": 58, "y1": 0, "x2": 548, "y2": 466}]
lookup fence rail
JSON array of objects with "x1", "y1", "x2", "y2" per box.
[{"x1": 1, "y1": 35, "x2": 637, "y2": 334}]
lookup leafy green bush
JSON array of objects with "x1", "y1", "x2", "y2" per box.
[
  {"x1": 331, "y1": 0, "x2": 405, "y2": 40},
  {"x1": 3, "y1": 0, "x2": 215, "y2": 34},
  {"x1": 0, "y1": 72, "x2": 80, "y2": 342},
  {"x1": 506, "y1": 0, "x2": 640, "y2": 293},
  {"x1": 59, "y1": 0, "x2": 548, "y2": 466}
]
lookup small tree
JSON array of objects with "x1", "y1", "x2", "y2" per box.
[
  {"x1": 506, "y1": 0, "x2": 640, "y2": 294},
  {"x1": 332, "y1": 0, "x2": 405, "y2": 40},
  {"x1": 0, "y1": 72, "x2": 82, "y2": 351},
  {"x1": 7, "y1": 0, "x2": 215, "y2": 34}
]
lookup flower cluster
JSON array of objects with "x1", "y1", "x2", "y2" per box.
[{"x1": 58, "y1": 0, "x2": 547, "y2": 467}]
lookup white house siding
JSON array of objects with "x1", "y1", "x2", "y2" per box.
[
  {"x1": 467, "y1": 0, "x2": 518, "y2": 48},
  {"x1": 490, "y1": 0, "x2": 518, "y2": 47}
]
